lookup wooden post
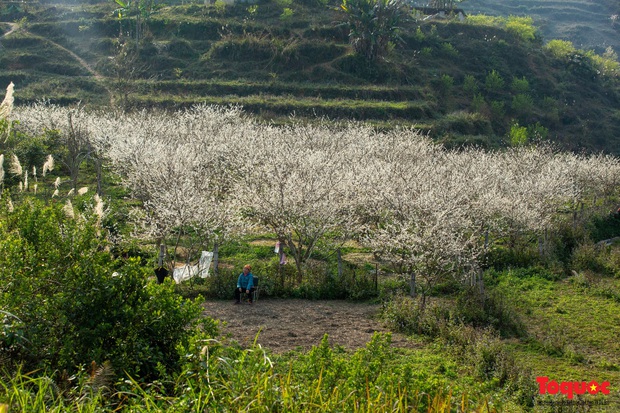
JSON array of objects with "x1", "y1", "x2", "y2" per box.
[
  {"x1": 158, "y1": 243, "x2": 165, "y2": 267},
  {"x1": 213, "y1": 242, "x2": 219, "y2": 277},
  {"x1": 410, "y1": 271, "x2": 416, "y2": 297},
  {"x1": 337, "y1": 248, "x2": 342, "y2": 279},
  {"x1": 375, "y1": 263, "x2": 378, "y2": 292}
]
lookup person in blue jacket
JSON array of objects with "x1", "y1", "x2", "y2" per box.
[{"x1": 234, "y1": 264, "x2": 255, "y2": 304}]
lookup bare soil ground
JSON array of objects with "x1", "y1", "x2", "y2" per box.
[{"x1": 202, "y1": 298, "x2": 419, "y2": 353}]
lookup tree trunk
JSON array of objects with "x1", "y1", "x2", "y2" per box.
[
  {"x1": 410, "y1": 271, "x2": 416, "y2": 298},
  {"x1": 213, "y1": 242, "x2": 219, "y2": 277}
]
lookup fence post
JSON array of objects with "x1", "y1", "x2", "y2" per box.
[
  {"x1": 337, "y1": 248, "x2": 343, "y2": 279},
  {"x1": 158, "y1": 243, "x2": 165, "y2": 267},
  {"x1": 213, "y1": 242, "x2": 219, "y2": 277}
]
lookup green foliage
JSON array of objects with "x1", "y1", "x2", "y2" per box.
[
  {"x1": 280, "y1": 7, "x2": 294, "y2": 22},
  {"x1": 340, "y1": 0, "x2": 406, "y2": 62},
  {"x1": 0, "y1": 197, "x2": 216, "y2": 379},
  {"x1": 440, "y1": 42, "x2": 458, "y2": 57},
  {"x1": 586, "y1": 47, "x2": 620, "y2": 78},
  {"x1": 504, "y1": 16, "x2": 536, "y2": 42},
  {"x1": 510, "y1": 93, "x2": 533, "y2": 117},
  {"x1": 471, "y1": 93, "x2": 485, "y2": 113},
  {"x1": 588, "y1": 212, "x2": 620, "y2": 243},
  {"x1": 466, "y1": 14, "x2": 502, "y2": 27},
  {"x1": 436, "y1": 73, "x2": 454, "y2": 96},
  {"x1": 484, "y1": 69, "x2": 504, "y2": 93},
  {"x1": 489, "y1": 100, "x2": 505, "y2": 119},
  {"x1": 526, "y1": 121, "x2": 548, "y2": 141},
  {"x1": 544, "y1": 39, "x2": 576, "y2": 60},
  {"x1": 463, "y1": 74, "x2": 478, "y2": 95},
  {"x1": 570, "y1": 242, "x2": 620, "y2": 278},
  {"x1": 510, "y1": 76, "x2": 529, "y2": 94}
]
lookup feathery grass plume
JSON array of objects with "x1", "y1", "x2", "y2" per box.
[
  {"x1": 63, "y1": 200, "x2": 75, "y2": 219},
  {"x1": 54, "y1": 177, "x2": 61, "y2": 188},
  {"x1": 34, "y1": 183, "x2": 37, "y2": 194},
  {"x1": 9, "y1": 154, "x2": 22, "y2": 176},
  {"x1": 23, "y1": 170, "x2": 28, "y2": 191},
  {"x1": 0, "y1": 154, "x2": 4, "y2": 185},
  {"x1": 67, "y1": 188, "x2": 75, "y2": 196},
  {"x1": 18, "y1": 181, "x2": 22, "y2": 192},
  {"x1": 32, "y1": 166, "x2": 37, "y2": 179},
  {"x1": 7, "y1": 198, "x2": 13, "y2": 212},
  {"x1": 78, "y1": 187, "x2": 88, "y2": 195},
  {"x1": 42, "y1": 155, "x2": 54, "y2": 177},
  {"x1": 94, "y1": 194, "x2": 104, "y2": 223},
  {"x1": 52, "y1": 189, "x2": 59, "y2": 198},
  {"x1": 89, "y1": 360, "x2": 114, "y2": 395},
  {"x1": 0, "y1": 82, "x2": 14, "y2": 120}
]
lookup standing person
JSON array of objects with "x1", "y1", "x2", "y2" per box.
[{"x1": 234, "y1": 264, "x2": 255, "y2": 304}]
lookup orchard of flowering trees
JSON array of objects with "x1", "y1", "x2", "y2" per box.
[{"x1": 10, "y1": 103, "x2": 620, "y2": 302}]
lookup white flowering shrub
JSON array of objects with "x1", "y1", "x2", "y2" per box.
[{"x1": 12, "y1": 104, "x2": 620, "y2": 295}]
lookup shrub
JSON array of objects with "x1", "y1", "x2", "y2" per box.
[
  {"x1": 0, "y1": 197, "x2": 216, "y2": 379},
  {"x1": 510, "y1": 94, "x2": 534, "y2": 117},
  {"x1": 544, "y1": 39, "x2": 576, "y2": 60},
  {"x1": 485, "y1": 70, "x2": 505, "y2": 93},
  {"x1": 510, "y1": 76, "x2": 529, "y2": 94},
  {"x1": 570, "y1": 242, "x2": 620, "y2": 277},
  {"x1": 463, "y1": 74, "x2": 478, "y2": 95},
  {"x1": 508, "y1": 121, "x2": 528, "y2": 146},
  {"x1": 505, "y1": 16, "x2": 536, "y2": 41}
]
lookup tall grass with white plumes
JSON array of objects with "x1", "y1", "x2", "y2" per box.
[
  {"x1": 63, "y1": 199, "x2": 74, "y2": 219},
  {"x1": 0, "y1": 82, "x2": 14, "y2": 120},
  {"x1": 0, "y1": 154, "x2": 4, "y2": 189},
  {"x1": 42, "y1": 155, "x2": 54, "y2": 177},
  {"x1": 9, "y1": 154, "x2": 22, "y2": 177}
]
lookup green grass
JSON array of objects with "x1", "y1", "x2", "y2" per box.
[{"x1": 487, "y1": 269, "x2": 620, "y2": 410}]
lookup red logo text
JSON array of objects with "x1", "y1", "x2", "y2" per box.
[{"x1": 537, "y1": 376, "x2": 610, "y2": 399}]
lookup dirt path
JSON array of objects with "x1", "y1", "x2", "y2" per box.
[
  {"x1": 0, "y1": 22, "x2": 115, "y2": 106},
  {"x1": 0, "y1": 22, "x2": 18, "y2": 38},
  {"x1": 202, "y1": 298, "x2": 419, "y2": 353}
]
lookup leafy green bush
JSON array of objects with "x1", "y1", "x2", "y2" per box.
[
  {"x1": 570, "y1": 242, "x2": 620, "y2": 277},
  {"x1": 504, "y1": 16, "x2": 536, "y2": 42},
  {"x1": 510, "y1": 94, "x2": 534, "y2": 117},
  {"x1": 510, "y1": 76, "x2": 529, "y2": 94},
  {"x1": 0, "y1": 196, "x2": 216, "y2": 379},
  {"x1": 484, "y1": 70, "x2": 505, "y2": 93},
  {"x1": 463, "y1": 74, "x2": 478, "y2": 95},
  {"x1": 508, "y1": 121, "x2": 528, "y2": 146},
  {"x1": 544, "y1": 39, "x2": 576, "y2": 60}
]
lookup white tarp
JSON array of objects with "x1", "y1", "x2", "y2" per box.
[{"x1": 173, "y1": 251, "x2": 213, "y2": 284}]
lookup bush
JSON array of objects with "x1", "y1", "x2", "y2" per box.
[
  {"x1": 0, "y1": 197, "x2": 216, "y2": 379},
  {"x1": 544, "y1": 39, "x2": 576, "y2": 60},
  {"x1": 485, "y1": 70, "x2": 505, "y2": 93},
  {"x1": 570, "y1": 242, "x2": 620, "y2": 277}
]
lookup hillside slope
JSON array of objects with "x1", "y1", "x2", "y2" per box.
[
  {"x1": 462, "y1": 0, "x2": 619, "y2": 54},
  {"x1": 1, "y1": 0, "x2": 619, "y2": 154}
]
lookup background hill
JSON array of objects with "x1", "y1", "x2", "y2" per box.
[
  {"x1": 0, "y1": 0, "x2": 619, "y2": 154},
  {"x1": 462, "y1": 0, "x2": 619, "y2": 55}
]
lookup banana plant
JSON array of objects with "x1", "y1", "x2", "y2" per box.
[{"x1": 341, "y1": 0, "x2": 406, "y2": 62}]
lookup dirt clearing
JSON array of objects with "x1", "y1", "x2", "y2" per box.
[{"x1": 202, "y1": 298, "x2": 419, "y2": 353}]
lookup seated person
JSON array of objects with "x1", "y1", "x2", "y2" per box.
[{"x1": 234, "y1": 264, "x2": 255, "y2": 304}]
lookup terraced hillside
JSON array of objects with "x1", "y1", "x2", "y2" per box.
[
  {"x1": 1, "y1": 0, "x2": 619, "y2": 154},
  {"x1": 462, "y1": 0, "x2": 619, "y2": 54}
]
